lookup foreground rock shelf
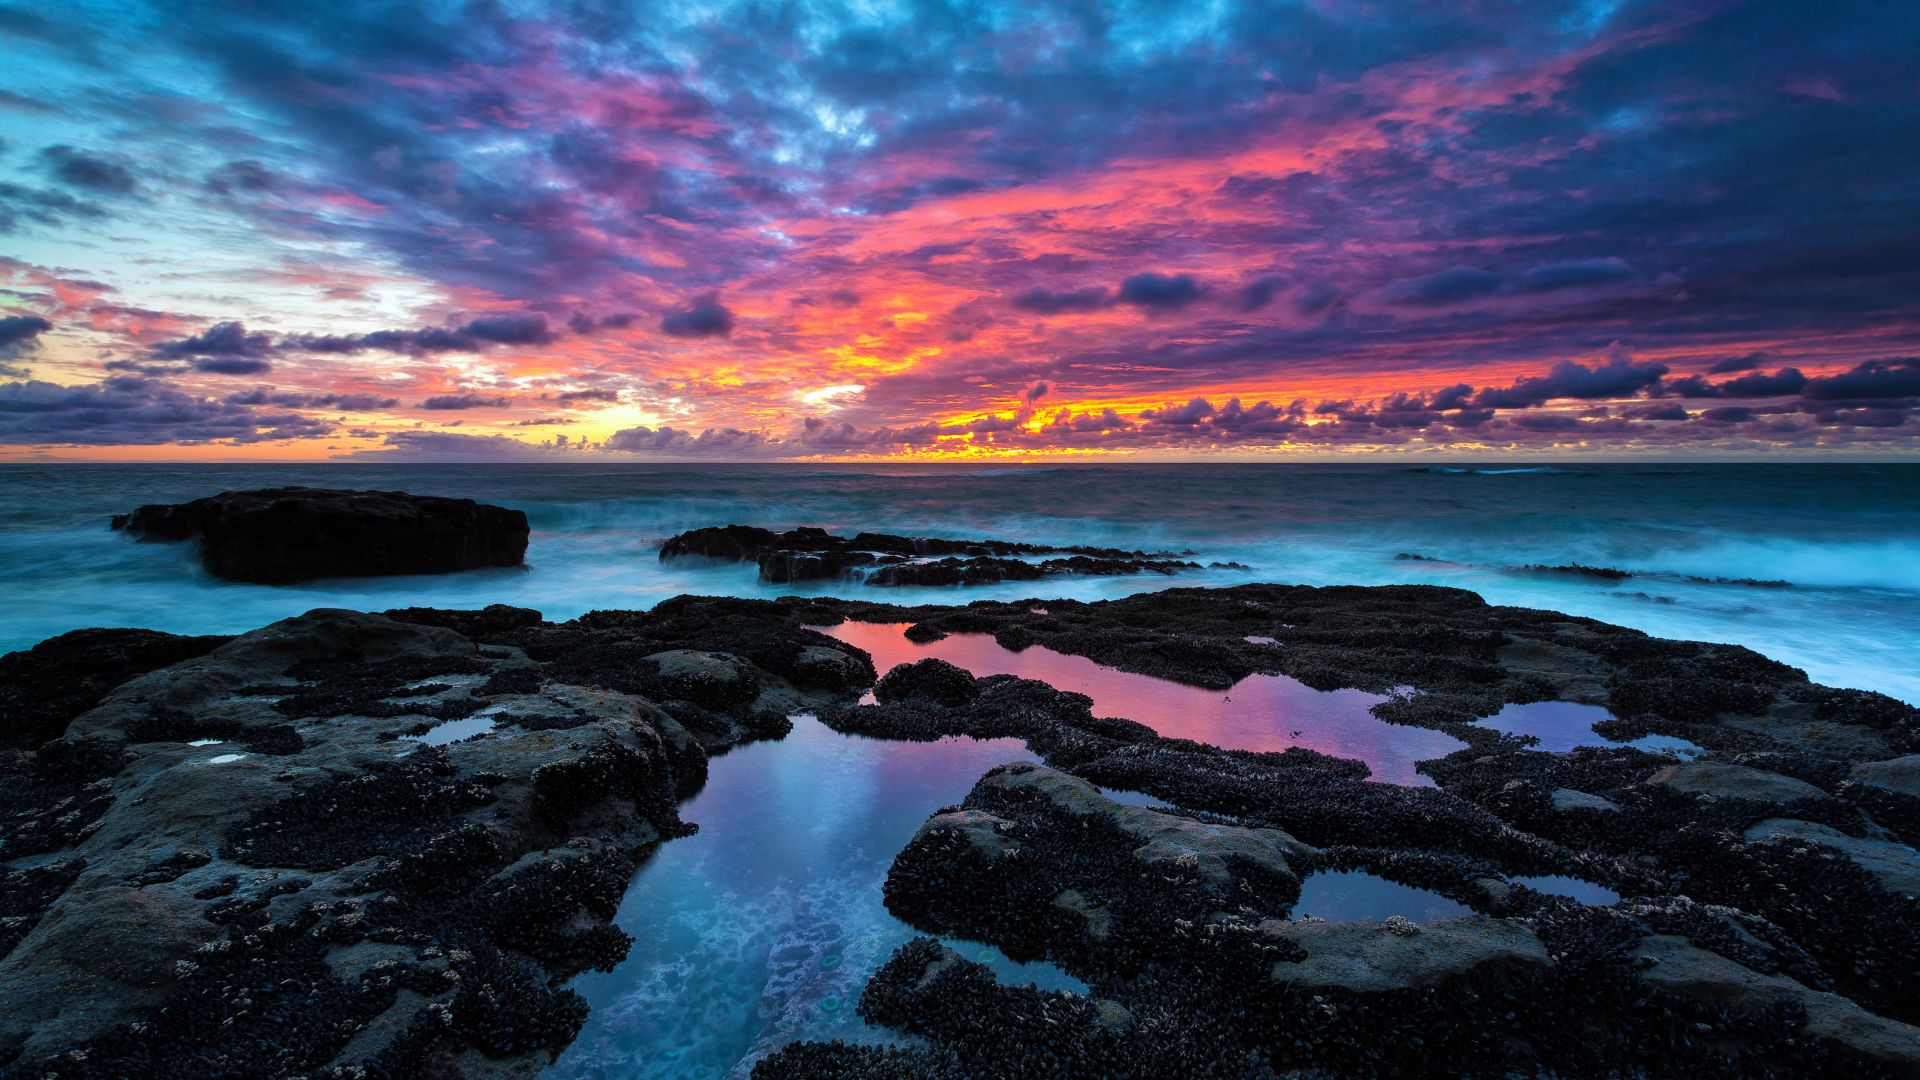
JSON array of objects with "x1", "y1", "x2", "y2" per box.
[{"x1": 1, "y1": 582, "x2": 1917, "y2": 1077}]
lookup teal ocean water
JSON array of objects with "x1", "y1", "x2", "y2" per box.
[{"x1": 2, "y1": 462, "x2": 1915, "y2": 701}]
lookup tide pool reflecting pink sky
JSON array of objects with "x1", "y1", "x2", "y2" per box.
[{"x1": 823, "y1": 621, "x2": 1465, "y2": 786}]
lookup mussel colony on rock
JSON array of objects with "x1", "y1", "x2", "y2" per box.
[{"x1": 2, "y1": 583, "x2": 1918, "y2": 1077}]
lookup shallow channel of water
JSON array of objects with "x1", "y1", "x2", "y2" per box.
[{"x1": 550, "y1": 715, "x2": 1083, "y2": 1080}]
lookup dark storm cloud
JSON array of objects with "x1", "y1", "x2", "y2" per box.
[{"x1": 658, "y1": 294, "x2": 734, "y2": 338}]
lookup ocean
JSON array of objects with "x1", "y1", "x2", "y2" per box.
[{"x1": 2, "y1": 461, "x2": 1917, "y2": 704}]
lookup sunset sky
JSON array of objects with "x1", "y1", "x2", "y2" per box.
[{"x1": 2, "y1": 0, "x2": 1917, "y2": 460}]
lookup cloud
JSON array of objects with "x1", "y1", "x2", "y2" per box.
[
  {"x1": 224, "y1": 388, "x2": 397, "y2": 410},
  {"x1": 1118, "y1": 272, "x2": 1201, "y2": 310},
  {"x1": 604, "y1": 425, "x2": 768, "y2": 453},
  {"x1": 0, "y1": 376, "x2": 333, "y2": 445},
  {"x1": 1010, "y1": 286, "x2": 1109, "y2": 314},
  {"x1": 1140, "y1": 397, "x2": 1216, "y2": 425},
  {"x1": 659, "y1": 294, "x2": 734, "y2": 338},
  {"x1": 554, "y1": 387, "x2": 620, "y2": 403},
  {"x1": 0, "y1": 314, "x2": 52, "y2": 356},
  {"x1": 1708, "y1": 353, "x2": 1764, "y2": 374},
  {"x1": 151, "y1": 321, "x2": 275, "y2": 359},
  {"x1": 1472, "y1": 355, "x2": 1671, "y2": 409},
  {"x1": 1516, "y1": 258, "x2": 1635, "y2": 293},
  {"x1": 1666, "y1": 368, "x2": 1808, "y2": 398},
  {"x1": 0, "y1": 182, "x2": 104, "y2": 231},
  {"x1": 421, "y1": 393, "x2": 511, "y2": 410},
  {"x1": 1380, "y1": 266, "x2": 1499, "y2": 306},
  {"x1": 1799, "y1": 358, "x2": 1920, "y2": 401},
  {"x1": 205, "y1": 160, "x2": 275, "y2": 196},
  {"x1": 279, "y1": 314, "x2": 558, "y2": 356},
  {"x1": 39, "y1": 145, "x2": 137, "y2": 195},
  {"x1": 192, "y1": 357, "x2": 274, "y2": 376},
  {"x1": 1233, "y1": 276, "x2": 1286, "y2": 312}
]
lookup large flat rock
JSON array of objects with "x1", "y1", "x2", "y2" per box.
[{"x1": 112, "y1": 486, "x2": 528, "y2": 584}]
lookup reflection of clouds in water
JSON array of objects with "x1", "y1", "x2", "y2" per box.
[
  {"x1": 824, "y1": 622, "x2": 1465, "y2": 786},
  {"x1": 1477, "y1": 700, "x2": 1704, "y2": 759},
  {"x1": 552, "y1": 717, "x2": 1069, "y2": 1080}
]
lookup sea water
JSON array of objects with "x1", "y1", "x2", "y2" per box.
[{"x1": 2, "y1": 462, "x2": 1915, "y2": 702}]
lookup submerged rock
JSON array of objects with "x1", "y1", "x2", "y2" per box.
[{"x1": 111, "y1": 487, "x2": 529, "y2": 584}]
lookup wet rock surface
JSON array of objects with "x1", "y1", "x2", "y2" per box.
[
  {"x1": 757, "y1": 583, "x2": 1920, "y2": 1076},
  {"x1": 110, "y1": 487, "x2": 529, "y2": 584},
  {"x1": 0, "y1": 602, "x2": 868, "y2": 1077},
  {"x1": 4, "y1": 581, "x2": 1918, "y2": 1077},
  {"x1": 659, "y1": 523, "x2": 1215, "y2": 586}
]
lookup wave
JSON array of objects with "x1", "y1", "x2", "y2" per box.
[{"x1": 1416, "y1": 465, "x2": 1565, "y2": 476}]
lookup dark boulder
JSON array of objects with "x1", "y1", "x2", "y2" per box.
[
  {"x1": 112, "y1": 487, "x2": 529, "y2": 584},
  {"x1": 876, "y1": 658, "x2": 980, "y2": 706}
]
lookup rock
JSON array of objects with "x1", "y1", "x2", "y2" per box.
[
  {"x1": 0, "y1": 627, "x2": 229, "y2": 750},
  {"x1": 972, "y1": 763, "x2": 1311, "y2": 887},
  {"x1": 1549, "y1": 786, "x2": 1620, "y2": 813},
  {"x1": 657, "y1": 523, "x2": 1196, "y2": 587},
  {"x1": 875, "y1": 658, "x2": 979, "y2": 706},
  {"x1": 0, "y1": 605, "x2": 843, "y2": 1076},
  {"x1": 1743, "y1": 818, "x2": 1920, "y2": 897},
  {"x1": 112, "y1": 487, "x2": 529, "y2": 584},
  {"x1": 1851, "y1": 754, "x2": 1920, "y2": 798},
  {"x1": 1632, "y1": 934, "x2": 1920, "y2": 1070},
  {"x1": 1265, "y1": 915, "x2": 1553, "y2": 993},
  {"x1": 1646, "y1": 760, "x2": 1833, "y2": 804}
]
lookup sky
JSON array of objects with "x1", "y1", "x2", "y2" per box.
[{"x1": 1, "y1": 0, "x2": 1918, "y2": 461}]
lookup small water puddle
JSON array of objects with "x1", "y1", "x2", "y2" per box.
[
  {"x1": 403, "y1": 713, "x2": 499, "y2": 747},
  {"x1": 1097, "y1": 785, "x2": 1174, "y2": 810},
  {"x1": 822, "y1": 622, "x2": 1465, "y2": 787},
  {"x1": 204, "y1": 753, "x2": 248, "y2": 765},
  {"x1": 1510, "y1": 874, "x2": 1619, "y2": 905},
  {"x1": 552, "y1": 715, "x2": 1079, "y2": 1080},
  {"x1": 1293, "y1": 869, "x2": 1471, "y2": 923},
  {"x1": 1477, "y1": 700, "x2": 1704, "y2": 758}
]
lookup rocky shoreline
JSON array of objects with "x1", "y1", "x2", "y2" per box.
[
  {"x1": 659, "y1": 524, "x2": 1241, "y2": 587},
  {"x1": 1, "y1": 582, "x2": 1916, "y2": 1076}
]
